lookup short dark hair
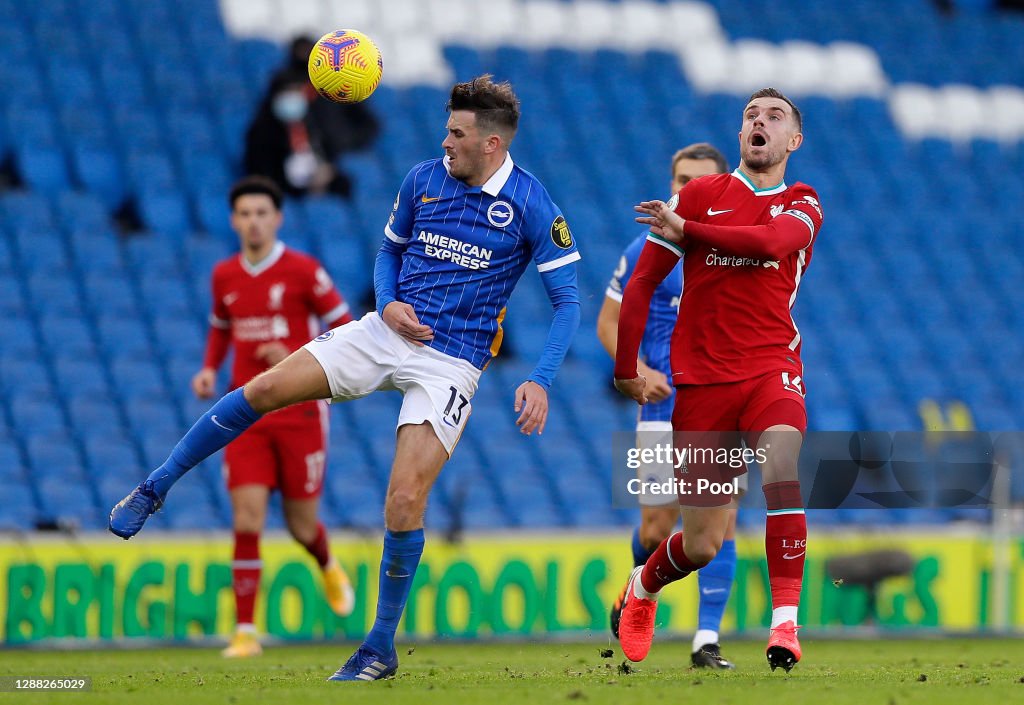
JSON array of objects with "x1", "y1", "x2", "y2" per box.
[
  {"x1": 671, "y1": 142, "x2": 729, "y2": 176},
  {"x1": 229, "y1": 175, "x2": 283, "y2": 210},
  {"x1": 746, "y1": 87, "x2": 802, "y2": 131},
  {"x1": 446, "y1": 74, "x2": 520, "y2": 140}
]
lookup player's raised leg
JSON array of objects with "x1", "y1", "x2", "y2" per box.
[
  {"x1": 758, "y1": 425, "x2": 806, "y2": 672},
  {"x1": 222, "y1": 484, "x2": 269, "y2": 658},
  {"x1": 108, "y1": 348, "x2": 332, "y2": 539},
  {"x1": 329, "y1": 422, "x2": 447, "y2": 682}
]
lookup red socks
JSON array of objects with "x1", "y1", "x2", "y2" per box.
[
  {"x1": 299, "y1": 522, "x2": 331, "y2": 569},
  {"x1": 232, "y1": 531, "x2": 261, "y2": 626},
  {"x1": 763, "y1": 481, "x2": 806, "y2": 609},
  {"x1": 640, "y1": 531, "x2": 706, "y2": 593}
]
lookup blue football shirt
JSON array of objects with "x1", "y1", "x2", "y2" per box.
[
  {"x1": 384, "y1": 154, "x2": 581, "y2": 369},
  {"x1": 606, "y1": 232, "x2": 683, "y2": 423}
]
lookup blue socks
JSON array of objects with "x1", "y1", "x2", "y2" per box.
[
  {"x1": 697, "y1": 538, "x2": 737, "y2": 632},
  {"x1": 631, "y1": 526, "x2": 655, "y2": 567},
  {"x1": 364, "y1": 529, "x2": 425, "y2": 656},
  {"x1": 147, "y1": 388, "x2": 262, "y2": 499}
]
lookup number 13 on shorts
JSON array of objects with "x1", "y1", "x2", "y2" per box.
[{"x1": 443, "y1": 385, "x2": 470, "y2": 427}]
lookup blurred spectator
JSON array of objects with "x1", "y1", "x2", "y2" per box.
[{"x1": 244, "y1": 36, "x2": 380, "y2": 199}]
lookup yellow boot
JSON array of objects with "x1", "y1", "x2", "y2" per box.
[
  {"x1": 323, "y1": 558, "x2": 355, "y2": 617},
  {"x1": 221, "y1": 628, "x2": 262, "y2": 658}
]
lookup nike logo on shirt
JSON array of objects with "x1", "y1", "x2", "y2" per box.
[
  {"x1": 707, "y1": 207, "x2": 733, "y2": 216},
  {"x1": 421, "y1": 195, "x2": 441, "y2": 203},
  {"x1": 210, "y1": 415, "x2": 232, "y2": 431}
]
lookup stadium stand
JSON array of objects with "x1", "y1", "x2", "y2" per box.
[{"x1": 0, "y1": 0, "x2": 1022, "y2": 531}]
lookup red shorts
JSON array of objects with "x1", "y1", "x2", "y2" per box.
[
  {"x1": 223, "y1": 400, "x2": 328, "y2": 500},
  {"x1": 671, "y1": 369, "x2": 807, "y2": 507}
]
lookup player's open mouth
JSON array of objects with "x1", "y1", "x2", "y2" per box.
[{"x1": 751, "y1": 133, "x2": 767, "y2": 147}]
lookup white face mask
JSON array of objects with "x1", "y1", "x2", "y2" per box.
[{"x1": 272, "y1": 91, "x2": 309, "y2": 122}]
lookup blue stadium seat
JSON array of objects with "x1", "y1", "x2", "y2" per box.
[
  {"x1": 67, "y1": 397, "x2": 122, "y2": 438},
  {"x1": 339, "y1": 482, "x2": 385, "y2": 529},
  {"x1": 1, "y1": 191, "x2": 55, "y2": 231},
  {"x1": 137, "y1": 276, "x2": 196, "y2": 318},
  {"x1": 53, "y1": 359, "x2": 112, "y2": 400},
  {"x1": 8, "y1": 397, "x2": 68, "y2": 440},
  {"x1": 0, "y1": 277, "x2": 26, "y2": 315},
  {"x1": 182, "y1": 234, "x2": 233, "y2": 279},
  {"x1": 137, "y1": 188, "x2": 192, "y2": 235},
  {"x1": 15, "y1": 146, "x2": 71, "y2": 192},
  {"x1": 83, "y1": 436, "x2": 142, "y2": 480},
  {"x1": 124, "y1": 398, "x2": 182, "y2": 438},
  {"x1": 0, "y1": 438, "x2": 26, "y2": 483},
  {"x1": 122, "y1": 235, "x2": 182, "y2": 278},
  {"x1": 70, "y1": 144, "x2": 126, "y2": 209},
  {"x1": 0, "y1": 358, "x2": 53, "y2": 399},
  {"x1": 82, "y1": 273, "x2": 140, "y2": 319},
  {"x1": 164, "y1": 490, "x2": 222, "y2": 530},
  {"x1": 67, "y1": 229, "x2": 124, "y2": 275},
  {"x1": 25, "y1": 272, "x2": 83, "y2": 317},
  {"x1": 57, "y1": 191, "x2": 109, "y2": 233},
  {"x1": 0, "y1": 483, "x2": 39, "y2": 530},
  {"x1": 36, "y1": 476, "x2": 102, "y2": 529},
  {"x1": 109, "y1": 359, "x2": 167, "y2": 401},
  {"x1": 0, "y1": 315, "x2": 40, "y2": 358},
  {"x1": 38, "y1": 315, "x2": 97, "y2": 358},
  {"x1": 6, "y1": 104, "x2": 59, "y2": 151},
  {"x1": 26, "y1": 436, "x2": 85, "y2": 482},
  {"x1": 11, "y1": 230, "x2": 70, "y2": 274},
  {"x1": 194, "y1": 191, "x2": 233, "y2": 238},
  {"x1": 153, "y1": 317, "x2": 204, "y2": 359}
]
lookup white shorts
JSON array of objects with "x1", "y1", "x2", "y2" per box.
[
  {"x1": 303, "y1": 312, "x2": 481, "y2": 456},
  {"x1": 634, "y1": 421, "x2": 748, "y2": 507}
]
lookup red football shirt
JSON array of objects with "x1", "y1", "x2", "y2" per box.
[
  {"x1": 615, "y1": 169, "x2": 823, "y2": 385},
  {"x1": 204, "y1": 242, "x2": 351, "y2": 389}
]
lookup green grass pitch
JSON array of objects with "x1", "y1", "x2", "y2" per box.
[{"x1": 2, "y1": 638, "x2": 1022, "y2": 704}]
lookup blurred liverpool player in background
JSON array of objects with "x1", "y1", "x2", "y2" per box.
[
  {"x1": 614, "y1": 89, "x2": 822, "y2": 672},
  {"x1": 195, "y1": 176, "x2": 355, "y2": 657},
  {"x1": 598, "y1": 143, "x2": 741, "y2": 670}
]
